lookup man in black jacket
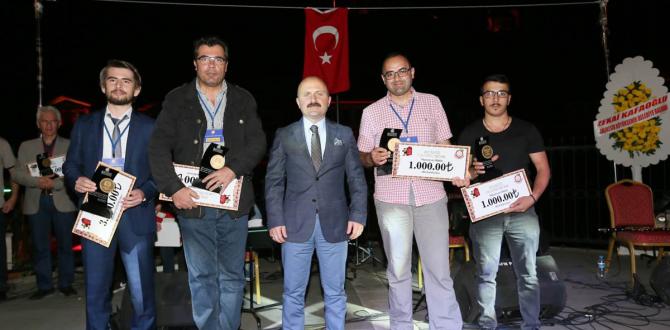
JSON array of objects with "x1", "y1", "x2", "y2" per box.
[{"x1": 148, "y1": 36, "x2": 266, "y2": 330}]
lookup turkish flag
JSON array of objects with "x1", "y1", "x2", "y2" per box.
[{"x1": 303, "y1": 7, "x2": 349, "y2": 94}]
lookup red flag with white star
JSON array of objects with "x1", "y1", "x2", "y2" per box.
[{"x1": 303, "y1": 7, "x2": 349, "y2": 93}]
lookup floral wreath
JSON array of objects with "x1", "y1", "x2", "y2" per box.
[{"x1": 594, "y1": 56, "x2": 670, "y2": 167}]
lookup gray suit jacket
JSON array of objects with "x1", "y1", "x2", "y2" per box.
[
  {"x1": 265, "y1": 119, "x2": 367, "y2": 243},
  {"x1": 14, "y1": 136, "x2": 76, "y2": 215}
]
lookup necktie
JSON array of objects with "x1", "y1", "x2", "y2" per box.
[
  {"x1": 110, "y1": 115, "x2": 127, "y2": 158},
  {"x1": 310, "y1": 125, "x2": 322, "y2": 171}
]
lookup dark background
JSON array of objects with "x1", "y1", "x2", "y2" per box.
[{"x1": 2, "y1": 0, "x2": 668, "y2": 245}]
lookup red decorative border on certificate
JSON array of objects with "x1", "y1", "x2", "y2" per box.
[
  {"x1": 390, "y1": 143, "x2": 470, "y2": 182},
  {"x1": 460, "y1": 169, "x2": 533, "y2": 222}
]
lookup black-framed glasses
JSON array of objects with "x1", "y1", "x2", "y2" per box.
[
  {"x1": 196, "y1": 55, "x2": 227, "y2": 65},
  {"x1": 383, "y1": 67, "x2": 412, "y2": 80},
  {"x1": 482, "y1": 90, "x2": 510, "y2": 98}
]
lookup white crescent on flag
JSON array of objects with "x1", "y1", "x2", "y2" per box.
[
  {"x1": 312, "y1": 26, "x2": 339, "y2": 50},
  {"x1": 312, "y1": 26, "x2": 339, "y2": 64}
]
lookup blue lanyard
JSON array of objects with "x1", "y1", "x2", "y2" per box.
[
  {"x1": 197, "y1": 92, "x2": 225, "y2": 128},
  {"x1": 104, "y1": 119, "x2": 130, "y2": 157},
  {"x1": 389, "y1": 97, "x2": 415, "y2": 133}
]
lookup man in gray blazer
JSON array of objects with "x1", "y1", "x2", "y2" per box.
[
  {"x1": 265, "y1": 76, "x2": 367, "y2": 330},
  {"x1": 14, "y1": 105, "x2": 77, "y2": 299}
]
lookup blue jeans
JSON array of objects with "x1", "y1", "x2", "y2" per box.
[
  {"x1": 0, "y1": 211, "x2": 8, "y2": 292},
  {"x1": 82, "y1": 221, "x2": 156, "y2": 330},
  {"x1": 28, "y1": 194, "x2": 76, "y2": 290},
  {"x1": 178, "y1": 208, "x2": 248, "y2": 330},
  {"x1": 469, "y1": 207, "x2": 541, "y2": 330},
  {"x1": 281, "y1": 218, "x2": 348, "y2": 330}
]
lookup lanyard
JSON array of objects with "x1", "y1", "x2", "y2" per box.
[
  {"x1": 389, "y1": 97, "x2": 415, "y2": 133},
  {"x1": 104, "y1": 119, "x2": 130, "y2": 157},
  {"x1": 198, "y1": 92, "x2": 225, "y2": 128}
]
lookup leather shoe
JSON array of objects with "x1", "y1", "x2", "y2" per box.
[
  {"x1": 29, "y1": 288, "x2": 55, "y2": 300},
  {"x1": 59, "y1": 286, "x2": 77, "y2": 296}
]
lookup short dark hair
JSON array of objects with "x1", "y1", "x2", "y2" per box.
[
  {"x1": 193, "y1": 36, "x2": 229, "y2": 60},
  {"x1": 481, "y1": 74, "x2": 511, "y2": 95},
  {"x1": 99, "y1": 59, "x2": 142, "y2": 87},
  {"x1": 381, "y1": 52, "x2": 412, "y2": 72}
]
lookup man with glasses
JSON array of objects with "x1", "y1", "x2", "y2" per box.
[
  {"x1": 64, "y1": 59, "x2": 157, "y2": 329},
  {"x1": 357, "y1": 52, "x2": 463, "y2": 330},
  {"x1": 149, "y1": 36, "x2": 266, "y2": 330},
  {"x1": 457, "y1": 74, "x2": 550, "y2": 330},
  {"x1": 14, "y1": 106, "x2": 77, "y2": 300}
]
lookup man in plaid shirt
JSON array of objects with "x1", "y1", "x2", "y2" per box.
[{"x1": 357, "y1": 52, "x2": 463, "y2": 330}]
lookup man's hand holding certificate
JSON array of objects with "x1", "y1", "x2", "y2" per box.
[
  {"x1": 461, "y1": 169, "x2": 533, "y2": 222},
  {"x1": 160, "y1": 164, "x2": 243, "y2": 211},
  {"x1": 72, "y1": 162, "x2": 136, "y2": 247},
  {"x1": 27, "y1": 154, "x2": 66, "y2": 177},
  {"x1": 391, "y1": 142, "x2": 470, "y2": 181}
]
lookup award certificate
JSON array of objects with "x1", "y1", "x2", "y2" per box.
[
  {"x1": 159, "y1": 163, "x2": 243, "y2": 211},
  {"x1": 461, "y1": 169, "x2": 533, "y2": 222},
  {"x1": 27, "y1": 154, "x2": 65, "y2": 177},
  {"x1": 391, "y1": 143, "x2": 470, "y2": 181},
  {"x1": 72, "y1": 162, "x2": 136, "y2": 247}
]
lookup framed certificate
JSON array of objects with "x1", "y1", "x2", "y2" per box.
[
  {"x1": 72, "y1": 162, "x2": 136, "y2": 247},
  {"x1": 391, "y1": 143, "x2": 470, "y2": 181},
  {"x1": 26, "y1": 154, "x2": 66, "y2": 177},
  {"x1": 159, "y1": 163, "x2": 243, "y2": 211},
  {"x1": 461, "y1": 169, "x2": 533, "y2": 222}
]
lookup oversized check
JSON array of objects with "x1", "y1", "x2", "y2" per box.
[
  {"x1": 72, "y1": 162, "x2": 136, "y2": 247},
  {"x1": 391, "y1": 143, "x2": 470, "y2": 181},
  {"x1": 27, "y1": 154, "x2": 65, "y2": 177},
  {"x1": 159, "y1": 163, "x2": 243, "y2": 211},
  {"x1": 461, "y1": 169, "x2": 533, "y2": 222}
]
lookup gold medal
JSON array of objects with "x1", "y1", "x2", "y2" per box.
[
  {"x1": 387, "y1": 138, "x2": 400, "y2": 152},
  {"x1": 210, "y1": 155, "x2": 225, "y2": 169},
  {"x1": 482, "y1": 145, "x2": 493, "y2": 159},
  {"x1": 41, "y1": 158, "x2": 51, "y2": 167},
  {"x1": 99, "y1": 178, "x2": 115, "y2": 193}
]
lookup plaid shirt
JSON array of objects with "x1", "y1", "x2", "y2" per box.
[{"x1": 358, "y1": 89, "x2": 452, "y2": 206}]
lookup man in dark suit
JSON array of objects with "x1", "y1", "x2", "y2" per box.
[
  {"x1": 14, "y1": 106, "x2": 77, "y2": 299},
  {"x1": 265, "y1": 76, "x2": 367, "y2": 330},
  {"x1": 63, "y1": 60, "x2": 156, "y2": 330},
  {"x1": 148, "y1": 36, "x2": 266, "y2": 330}
]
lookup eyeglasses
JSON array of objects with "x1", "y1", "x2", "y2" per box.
[
  {"x1": 196, "y1": 55, "x2": 227, "y2": 65},
  {"x1": 482, "y1": 90, "x2": 510, "y2": 98},
  {"x1": 383, "y1": 67, "x2": 412, "y2": 80}
]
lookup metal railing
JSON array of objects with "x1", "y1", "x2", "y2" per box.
[{"x1": 539, "y1": 138, "x2": 669, "y2": 247}]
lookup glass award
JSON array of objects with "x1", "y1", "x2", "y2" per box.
[
  {"x1": 80, "y1": 166, "x2": 116, "y2": 219},
  {"x1": 377, "y1": 128, "x2": 402, "y2": 176},
  {"x1": 475, "y1": 136, "x2": 502, "y2": 182},
  {"x1": 36, "y1": 152, "x2": 55, "y2": 176},
  {"x1": 192, "y1": 143, "x2": 229, "y2": 193}
]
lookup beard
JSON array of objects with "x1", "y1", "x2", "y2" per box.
[
  {"x1": 107, "y1": 91, "x2": 135, "y2": 106},
  {"x1": 388, "y1": 81, "x2": 411, "y2": 97}
]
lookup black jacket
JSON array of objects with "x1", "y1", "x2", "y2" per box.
[{"x1": 149, "y1": 80, "x2": 266, "y2": 219}]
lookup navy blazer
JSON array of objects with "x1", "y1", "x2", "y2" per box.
[
  {"x1": 63, "y1": 109, "x2": 158, "y2": 235},
  {"x1": 265, "y1": 119, "x2": 367, "y2": 243}
]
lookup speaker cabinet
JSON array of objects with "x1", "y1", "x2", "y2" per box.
[
  {"x1": 454, "y1": 255, "x2": 566, "y2": 322},
  {"x1": 118, "y1": 271, "x2": 196, "y2": 328},
  {"x1": 650, "y1": 257, "x2": 670, "y2": 305}
]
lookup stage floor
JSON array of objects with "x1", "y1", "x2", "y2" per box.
[{"x1": 1, "y1": 245, "x2": 669, "y2": 330}]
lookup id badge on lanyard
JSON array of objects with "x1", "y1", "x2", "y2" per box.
[
  {"x1": 204, "y1": 129, "x2": 224, "y2": 144},
  {"x1": 390, "y1": 98, "x2": 418, "y2": 143}
]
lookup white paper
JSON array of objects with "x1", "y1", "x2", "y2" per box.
[
  {"x1": 159, "y1": 163, "x2": 243, "y2": 211},
  {"x1": 392, "y1": 143, "x2": 470, "y2": 181},
  {"x1": 72, "y1": 162, "x2": 136, "y2": 247},
  {"x1": 461, "y1": 169, "x2": 533, "y2": 222}
]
